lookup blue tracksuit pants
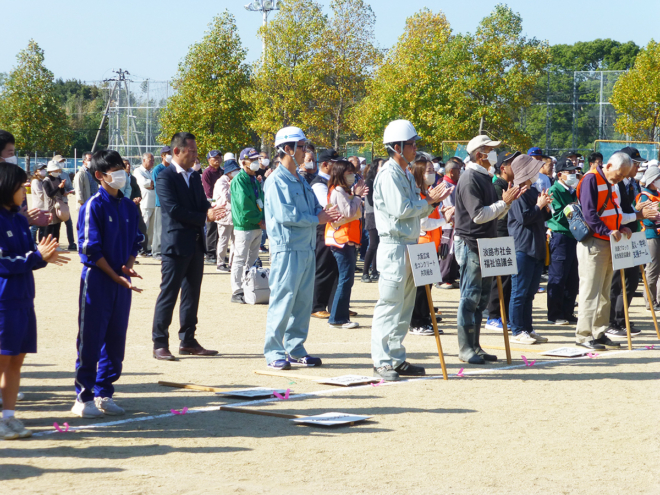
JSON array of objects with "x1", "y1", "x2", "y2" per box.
[{"x1": 75, "y1": 266, "x2": 132, "y2": 403}]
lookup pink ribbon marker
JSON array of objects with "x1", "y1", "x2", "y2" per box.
[
  {"x1": 587, "y1": 352, "x2": 599, "y2": 358},
  {"x1": 53, "y1": 422, "x2": 70, "y2": 433},
  {"x1": 521, "y1": 356, "x2": 536, "y2": 367},
  {"x1": 645, "y1": 345, "x2": 656, "y2": 350},
  {"x1": 456, "y1": 368, "x2": 464, "y2": 377},
  {"x1": 171, "y1": 407, "x2": 188, "y2": 415},
  {"x1": 272, "y1": 389, "x2": 290, "y2": 400},
  {"x1": 370, "y1": 379, "x2": 385, "y2": 387}
]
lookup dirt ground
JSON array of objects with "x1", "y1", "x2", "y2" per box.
[{"x1": 1, "y1": 207, "x2": 660, "y2": 494}]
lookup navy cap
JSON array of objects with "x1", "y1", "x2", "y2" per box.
[
  {"x1": 223, "y1": 161, "x2": 241, "y2": 175},
  {"x1": 317, "y1": 148, "x2": 344, "y2": 163},
  {"x1": 527, "y1": 146, "x2": 542, "y2": 157},
  {"x1": 496, "y1": 150, "x2": 521, "y2": 169},
  {"x1": 559, "y1": 150, "x2": 583, "y2": 160},
  {"x1": 160, "y1": 145, "x2": 171, "y2": 154},
  {"x1": 619, "y1": 146, "x2": 647, "y2": 163},
  {"x1": 239, "y1": 147, "x2": 260, "y2": 161},
  {"x1": 555, "y1": 157, "x2": 580, "y2": 173},
  {"x1": 207, "y1": 150, "x2": 221, "y2": 160}
]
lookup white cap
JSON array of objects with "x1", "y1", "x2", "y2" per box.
[
  {"x1": 383, "y1": 119, "x2": 420, "y2": 145},
  {"x1": 358, "y1": 157, "x2": 366, "y2": 164},
  {"x1": 47, "y1": 160, "x2": 62, "y2": 172},
  {"x1": 466, "y1": 135, "x2": 502, "y2": 155},
  {"x1": 274, "y1": 126, "x2": 306, "y2": 147},
  {"x1": 223, "y1": 152, "x2": 235, "y2": 161}
]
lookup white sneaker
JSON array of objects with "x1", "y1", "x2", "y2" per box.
[
  {"x1": 0, "y1": 391, "x2": 24, "y2": 407},
  {"x1": 552, "y1": 319, "x2": 570, "y2": 326},
  {"x1": 0, "y1": 419, "x2": 19, "y2": 440},
  {"x1": 410, "y1": 326, "x2": 435, "y2": 336},
  {"x1": 530, "y1": 331, "x2": 548, "y2": 343},
  {"x1": 328, "y1": 322, "x2": 359, "y2": 329},
  {"x1": 5, "y1": 417, "x2": 32, "y2": 438},
  {"x1": 71, "y1": 400, "x2": 104, "y2": 418},
  {"x1": 512, "y1": 331, "x2": 536, "y2": 345},
  {"x1": 94, "y1": 397, "x2": 125, "y2": 416}
]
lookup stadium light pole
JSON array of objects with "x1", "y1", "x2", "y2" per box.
[{"x1": 244, "y1": 0, "x2": 281, "y2": 56}]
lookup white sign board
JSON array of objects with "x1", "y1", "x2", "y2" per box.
[
  {"x1": 292, "y1": 412, "x2": 372, "y2": 426},
  {"x1": 314, "y1": 375, "x2": 380, "y2": 387},
  {"x1": 477, "y1": 237, "x2": 518, "y2": 277},
  {"x1": 407, "y1": 243, "x2": 442, "y2": 287},
  {"x1": 540, "y1": 347, "x2": 590, "y2": 358},
  {"x1": 217, "y1": 387, "x2": 290, "y2": 399},
  {"x1": 630, "y1": 232, "x2": 652, "y2": 266},
  {"x1": 610, "y1": 236, "x2": 634, "y2": 270}
]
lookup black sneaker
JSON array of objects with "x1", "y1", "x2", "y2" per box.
[
  {"x1": 595, "y1": 335, "x2": 621, "y2": 349},
  {"x1": 576, "y1": 340, "x2": 606, "y2": 350},
  {"x1": 361, "y1": 274, "x2": 371, "y2": 283},
  {"x1": 231, "y1": 293, "x2": 245, "y2": 304},
  {"x1": 394, "y1": 361, "x2": 425, "y2": 376},
  {"x1": 370, "y1": 273, "x2": 379, "y2": 282},
  {"x1": 204, "y1": 258, "x2": 216, "y2": 265},
  {"x1": 567, "y1": 314, "x2": 578, "y2": 324},
  {"x1": 605, "y1": 325, "x2": 628, "y2": 341},
  {"x1": 67, "y1": 244, "x2": 77, "y2": 251},
  {"x1": 628, "y1": 323, "x2": 642, "y2": 337},
  {"x1": 374, "y1": 364, "x2": 399, "y2": 381}
]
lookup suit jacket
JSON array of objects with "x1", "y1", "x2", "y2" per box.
[{"x1": 157, "y1": 165, "x2": 211, "y2": 257}]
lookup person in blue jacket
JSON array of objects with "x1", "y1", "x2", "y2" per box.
[
  {"x1": 72, "y1": 150, "x2": 144, "y2": 419},
  {"x1": 0, "y1": 163, "x2": 68, "y2": 440},
  {"x1": 263, "y1": 126, "x2": 341, "y2": 370}
]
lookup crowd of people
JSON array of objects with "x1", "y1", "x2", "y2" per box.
[{"x1": 0, "y1": 119, "x2": 658, "y2": 439}]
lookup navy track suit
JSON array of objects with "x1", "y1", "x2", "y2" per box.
[
  {"x1": 0, "y1": 207, "x2": 47, "y2": 356},
  {"x1": 75, "y1": 187, "x2": 143, "y2": 402}
]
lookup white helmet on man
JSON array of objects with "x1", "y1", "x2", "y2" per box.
[
  {"x1": 274, "y1": 126, "x2": 307, "y2": 147},
  {"x1": 383, "y1": 119, "x2": 420, "y2": 145}
]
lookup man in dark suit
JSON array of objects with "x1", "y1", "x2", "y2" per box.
[{"x1": 152, "y1": 132, "x2": 225, "y2": 360}]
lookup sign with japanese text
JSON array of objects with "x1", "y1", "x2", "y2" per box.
[
  {"x1": 477, "y1": 237, "x2": 518, "y2": 277},
  {"x1": 611, "y1": 232, "x2": 652, "y2": 270},
  {"x1": 630, "y1": 232, "x2": 652, "y2": 266},
  {"x1": 407, "y1": 243, "x2": 442, "y2": 287}
]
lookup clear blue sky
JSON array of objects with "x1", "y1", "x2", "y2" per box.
[{"x1": 2, "y1": 0, "x2": 658, "y2": 82}]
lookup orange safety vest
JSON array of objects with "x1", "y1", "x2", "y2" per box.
[
  {"x1": 324, "y1": 186, "x2": 362, "y2": 248},
  {"x1": 576, "y1": 168, "x2": 622, "y2": 241},
  {"x1": 418, "y1": 192, "x2": 442, "y2": 251},
  {"x1": 635, "y1": 190, "x2": 660, "y2": 232}
]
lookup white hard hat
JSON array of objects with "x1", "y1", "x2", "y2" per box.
[
  {"x1": 223, "y1": 152, "x2": 235, "y2": 161},
  {"x1": 274, "y1": 126, "x2": 306, "y2": 147},
  {"x1": 383, "y1": 119, "x2": 420, "y2": 145}
]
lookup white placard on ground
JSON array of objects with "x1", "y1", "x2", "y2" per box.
[
  {"x1": 610, "y1": 235, "x2": 634, "y2": 271},
  {"x1": 477, "y1": 237, "x2": 518, "y2": 277},
  {"x1": 292, "y1": 412, "x2": 373, "y2": 426},
  {"x1": 630, "y1": 232, "x2": 652, "y2": 266},
  {"x1": 407, "y1": 243, "x2": 442, "y2": 287},
  {"x1": 314, "y1": 375, "x2": 380, "y2": 387},
  {"x1": 217, "y1": 387, "x2": 290, "y2": 399},
  {"x1": 540, "y1": 347, "x2": 590, "y2": 358}
]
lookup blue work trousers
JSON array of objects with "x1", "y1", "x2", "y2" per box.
[
  {"x1": 455, "y1": 237, "x2": 492, "y2": 330},
  {"x1": 264, "y1": 250, "x2": 314, "y2": 363},
  {"x1": 509, "y1": 252, "x2": 544, "y2": 335},
  {"x1": 75, "y1": 266, "x2": 132, "y2": 403},
  {"x1": 329, "y1": 246, "x2": 356, "y2": 325},
  {"x1": 547, "y1": 232, "x2": 579, "y2": 322}
]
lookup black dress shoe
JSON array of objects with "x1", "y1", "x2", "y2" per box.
[
  {"x1": 153, "y1": 348, "x2": 177, "y2": 361},
  {"x1": 179, "y1": 344, "x2": 218, "y2": 356},
  {"x1": 595, "y1": 335, "x2": 620, "y2": 349},
  {"x1": 394, "y1": 361, "x2": 425, "y2": 376},
  {"x1": 459, "y1": 354, "x2": 486, "y2": 364},
  {"x1": 576, "y1": 340, "x2": 606, "y2": 351},
  {"x1": 477, "y1": 349, "x2": 498, "y2": 362}
]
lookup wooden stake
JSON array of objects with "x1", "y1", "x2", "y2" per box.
[
  {"x1": 158, "y1": 381, "x2": 228, "y2": 393},
  {"x1": 620, "y1": 269, "x2": 633, "y2": 351},
  {"x1": 425, "y1": 284, "x2": 448, "y2": 380},
  {"x1": 219, "y1": 405, "x2": 302, "y2": 419},
  {"x1": 497, "y1": 276, "x2": 512, "y2": 364},
  {"x1": 640, "y1": 265, "x2": 660, "y2": 339}
]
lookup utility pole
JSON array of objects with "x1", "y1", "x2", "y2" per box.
[{"x1": 92, "y1": 68, "x2": 129, "y2": 153}]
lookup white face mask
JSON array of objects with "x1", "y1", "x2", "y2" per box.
[
  {"x1": 486, "y1": 150, "x2": 497, "y2": 166},
  {"x1": 103, "y1": 170, "x2": 126, "y2": 190},
  {"x1": 249, "y1": 161, "x2": 260, "y2": 172},
  {"x1": 39, "y1": 169, "x2": 47, "y2": 177},
  {"x1": 433, "y1": 162, "x2": 441, "y2": 172},
  {"x1": 304, "y1": 161, "x2": 315, "y2": 170},
  {"x1": 345, "y1": 173, "x2": 356, "y2": 187},
  {"x1": 425, "y1": 173, "x2": 436, "y2": 185},
  {"x1": 193, "y1": 162, "x2": 201, "y2": 171},
  {"x1": 3, "y1": 155, "x2": 17, "y2": 165},
  {"x1": 261, "y1": 158, "x2": 270, "y2": 167},
  {"x1": 564, "y1": 174, "x2": 579, "y2": 188},
  {"x1": 438, "y1": 167, "x2": 445, "y2": 175},
  {"x1": 635, "y1": 172, "x2": 644, "y2": 181},
  {"x1": 165, "y1": 154, "x2": 172, "y2": 164}
]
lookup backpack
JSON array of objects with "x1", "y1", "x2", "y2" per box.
[
  {"x1": 242, "y1": 266, "x2": 270, "y2": 305},
  {"x1": 565, "y1": 182, "x2": 612, "y2": 242}
]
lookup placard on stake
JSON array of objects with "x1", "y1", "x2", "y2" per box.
[
  {"x1": 407, "y1": 243, "x2": 448, "y2": 380},
  {"x1": 631, "y1": 233, "x2": 660, "y2": 340},
  {"x1": 477, "y1": 237, "x2": 518, "y2": 364}
]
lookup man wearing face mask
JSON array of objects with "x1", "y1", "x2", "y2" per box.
[
  {"x1": 299, "y1": 148, "x2": 317, "y2": 185},
  {"x1": 454, "y1": 135, "x2": 525, "y2": 364},
  {"x1": 229, "y1": 148, "x2": 265, "y2": 304},
  {"x1": 638, "y1": 165, "x2": 660, "y2": 311},
  {"x1": 202, "y1": 150, "x2": 223, "y2": 265},
  {"x1": 546, "y1": 157, "x2": 581, "y2": 325},
  {"x1": 75, "y1": 152, "x2": 96, "y2": 208},
  {"x1": 437, "y1": 157, "x2": 462, "y2": 289},
  {"x1": 150, "y1": 146, "x2": 172, "y2": 261},
  {"x1": 134, "y1": 153, "x2": 157, "y2": 255}
]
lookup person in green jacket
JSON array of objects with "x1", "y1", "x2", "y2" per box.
[
  {"x1": 546, "y1": 157, "x2": 581, "y2": 325},
  {"x1": 229, "y1": 148, "x2": 265, "y2": 304}
]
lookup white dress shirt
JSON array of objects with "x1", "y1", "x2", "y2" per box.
[{"x1": 172, "y1": 160, "x2": 194, "y2": 187}]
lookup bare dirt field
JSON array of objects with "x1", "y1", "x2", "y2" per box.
[{"x1": 2, "y1": 207, "x2": 660, "y2": 494}]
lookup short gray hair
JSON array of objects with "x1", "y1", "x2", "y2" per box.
[
  {"x1": 469, "y1": 146, "x2": 487, "y2": 162},
  {"x1": 142, "y1": 152, "x2": 154, "y2": 161},
  {"x1": 608, "y1": 152, "x2": 631, "y2": 171}
]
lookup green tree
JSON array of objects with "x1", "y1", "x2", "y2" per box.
[
  {"x1": 611, "y1": 40, "x2": 660, "y2": 141},
  {"x1": 249, "y1": 0, "x2": 327, "y2": 146},
  {"x1": 54, "y1": 79, "x2": 107, "y2": 153},
  {"x1": 0, "y1": 40, "x2": 73, "y2": 162},
  {"x1": 549, "y1": 39, "x2": 640, "y2": 71},
  {"x1": 159, "y1": 11, "x2": 252, "y2": 155}
]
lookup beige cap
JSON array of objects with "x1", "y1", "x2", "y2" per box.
[{"x1": 466, "y1": 135, "x2": 502, "y2": 155}]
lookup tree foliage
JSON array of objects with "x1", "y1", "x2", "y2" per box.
[
  {"x1": 54, "y1": 79, "x2": 107, "y2": 153},
  {"x1": 0, "y1": 40, "x2": 73, "y2": 155},
  {"x1": 611, "y1": 40, "x2": 660, "y2": 141},
  {"x1": 159, "y1": 11, "x2": 253, "y2": 154},
  {"x1": 550, "y1": 39, "x2": 640, "y2": 71}
]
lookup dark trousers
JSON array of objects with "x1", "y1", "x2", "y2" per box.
[
  {"x1": 411, "y1": 285, "x2": 432, "y2": 327},
  {"x1": 509, "y1": 252, "x2": 544, "y2": 335},
  {"x1": 205, "y1": 220, "x2": 218, "y2": 259},
  {"x1": 439, "y1": 231, "x2": 459, "y2": 283},
  {"x1": 138, "y1": 215, "x2": 148, "y2": 252},
  {"x1": 363, "y1": 228, "x2": 379, "y2": 276},
  {"x1": 152, "y1": 244, "x2": 204, "y2": 349},
  {"x1": 487, "y1": 274, "x2": 511, "y2": 320},
  {"x1": 329, "y1": 246, "x2": 356, "y2": 324},
  {"x1": 547, "y1": 232, "x2": 579, "y2": 321},
  {"x1": 45, "y1": 222, "x2": 61, "y2": 242},
  {"x1": 610, "y1": 265, "x2": 640, "y2": 328},
  {"x1": 312, "y1": 226, "x2": 338, "y2": 313},
  {"x1": 64, "y1": 217, "x2": 75, "y2": 246}
]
